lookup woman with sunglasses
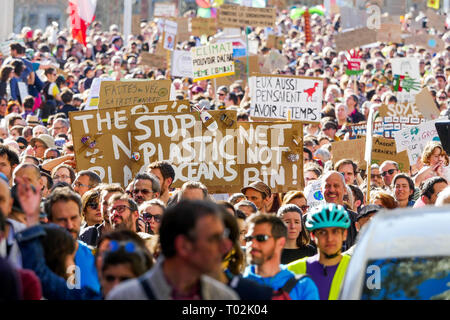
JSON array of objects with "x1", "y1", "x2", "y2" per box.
[
  {"x1": 277, "y1": 204, "x2": 317, "y2": 265},
  {"x1": 138, "y1": 199, "x2": 165, "y2": 235},
  {"x1": 81, "y1": 189, "x2": 103, "y2": 234}
]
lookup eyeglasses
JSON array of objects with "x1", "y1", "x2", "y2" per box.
[
  {"x1": 104, "y1": 275, "x2": 132, "y2": 283},
  {"x1": 110, "y1": 205, "x2": 132, "y2": 214},
  {"x1": 44, "y1": 156, "x2": 57, "y2": 160},
  {"x1": 371, "y1": 174, "x2": 382, "y2": 179},
  {"x1": 373, "y1": 99, "x2": 382, "y2": 102},
  {"x1": 142, "y1": 213, "x2": 162, "y2": 223},
  {"x1": 54, "y1": 174, "x2": 70, "y2": 180},
  {"x1": 438, "y1": 96, "x2": 447, "y2": 100},
  {"x1": 19, "y1": 144, "x2": 26, "y2": 150},
  {"x1": 244, "y1": 234, "x2": 272, "y2": 243},
  {"x1": 132, "y1": 189, "x2": 152, "y2": 196},
  {"x1": 87, "y1": 202, "x2": 99, "y2": 210},
  {"x1": 381, "y1": 169, "x2": 396, "y2": 177},
  {"x1": 218, "y1": 92, "x2": 226, "y2": 96}
]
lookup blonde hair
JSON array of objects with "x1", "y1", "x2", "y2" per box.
[{"x1": 421, "y1": 141, "x2": 449, "y2": 166}]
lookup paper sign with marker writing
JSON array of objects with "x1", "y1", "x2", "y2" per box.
[
  {"x1": 130, "y1": 110, "x2": 239, "y2": 190},
  {"x1": 191, "y1": 42, "x2": 235, "y2": 82},
  {"x1": 371, "y1": 136, "x2": 410, "y2": 172},
  {"x1": 98, "y1": 80, "x2": 171, "y2": 109},
  {"x1": 335, "y1": 28, "x2": 378, "y2": 52},
  {"x1": 217, "y1": 4, "x2": 276, "y2": 28},
  {"x1": 391, "y1": 57, "x2": 421, "y2": 103},
  {"x1": 69, "y1": 100, "x2": 190, "y2": 187},
  {"x1": 154, "y1": 3, "x2": 176, "y2": 17},
  {"x1": 426, "y1": 9, "x2": 446, "y2": 32},
  {"x1": 250, "y1": 74, "x2": 323, "y2": 122},
  {"x1": 393, "y1": 120, "x2": 441, "y2": 164},
  {"x1": 191, "y1": 17, "x2": 217, "y2": 37}
]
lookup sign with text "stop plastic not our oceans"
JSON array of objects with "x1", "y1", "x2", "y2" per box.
[
  {"x1": 191, "y1": 42, "x2": 235, "y2": 82},
  {"x1": 250, "y1": 74, "x2": 323, "y2": 122}
]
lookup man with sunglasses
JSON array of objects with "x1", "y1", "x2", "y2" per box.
[
  {"x1": 108, "y1": 193, "x2": 139, "y2": 232},
  {"x1": 243, "y1": 214, "x2": 319, "y2": 300},
  {"x1": 379, "y1": 160, "x2": 399, "y2": 189},
  {"x1": 131, "y1": 173, "x2": 160, "y2": 206}
]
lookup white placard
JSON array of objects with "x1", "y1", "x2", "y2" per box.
[
  {"x1": 172, "y1": 50, "x2": 193, "y2": 78},
  {"x1": 154, "y1": 3, "x2": 176, "y2": 17},
  {"x1": 250, "y1": 74, "x2": 323, "y2": 122},
  {"x1": 391, "y1": 57, "x2": 421, "y2": 103},
  {"x1": 191, "y1": 42, "x2": 234, "y2": 82},
  {"x1": 163, "y1": 19, "x2": 177, "y2": 51}
]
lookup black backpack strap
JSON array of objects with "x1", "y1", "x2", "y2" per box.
[
  {"x1": 281, "y1": 274, "x2": 310, "y2": 294},
  {"x1": 138, "y1": 276, "x2": 156, "y2": 300}
]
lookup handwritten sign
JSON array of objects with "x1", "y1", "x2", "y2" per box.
[
  {"x1": 191, "y1": 42, "x2": 235, "y2": 82},
  {"x1": 391, "y1": 57, "x2": 421, "y2": 102},
  {"x1": 171, "y1": 50, "x2": 193, "y2": 78},
  {"x1": 335, "y1": 27, "x2": 378, "y2": 52},
  {"x1": 250, "y1": 74, "x2": 323, "y2": 122},
  {"x1": 415, "y1": 87, "x2": 440, "y2": 120},
  {"x1": 393, "y1": 120, "x2": 441, "y2": 164},
  {"x1": 130, "y1": 110, "x2": 239, "y2": 190},
  {"x1": 154, "y1": 3, "x2": 176, "y2": 17},
  {"x1": 69, "y1": 100, "x2": 190, "y2": 187},
  {"x1": 98, "y1": 80, "x2": 171, "y2": 109},
  {"x1": 217, "y1": 4, "x2": 276, "y2": 28},
  {"x1": 371, "y1": 136, "x2": 410, "y2": 172},
  {"x1": 191, "y1": 17, "x2": 217, "y2": 37}
]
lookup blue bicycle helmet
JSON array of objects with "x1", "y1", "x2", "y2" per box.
[{"x1": 305, "y1": 203, "x2": 350, "y2": 231}]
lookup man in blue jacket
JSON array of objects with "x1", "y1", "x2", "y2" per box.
[{"x1": 242, "y1": 214, "x2": 319, "y2": 300}]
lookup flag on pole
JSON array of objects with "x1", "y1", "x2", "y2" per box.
[
  {"x1": 427, "y1": 0, "x2": 440, "y2": 9},
  {"x1": 68, "y1": 0, "x2": 97, "y2": 46}
]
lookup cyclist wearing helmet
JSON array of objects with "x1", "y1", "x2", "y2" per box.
[{"x1": 287, "y1": 203, "x2": 351, "y2": 300}]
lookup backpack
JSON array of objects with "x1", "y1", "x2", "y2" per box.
[{"x1": 272, "y1": 274, "x2": 309, "y2": 300}]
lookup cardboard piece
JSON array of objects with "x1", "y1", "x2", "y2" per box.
[
  {"x1": 335, "y1": 27, "x2": 378, "y2": 52},
  {"x1": 171, "y1": 50, "x2": 194, "y2": 78},
  {"x1": 260, "y1": 49, "x2": 288, "y2": 73},
  {"x1": 217, "y1": 4, "x2": 276, "y2": 28},
  {"x1": 250, "y1": 73, "x2": 323, "y2": 122},
  {"x1": 415, "y1": 87, "x2": 441, "y2": 120},
  {"x1": 132, "y1": 15, "x2": 141, "y2": 35},
  {"x1": 130, "y1": 110, "x2": 239, "y2": 191},
  {"x1": 331, "y1": 138, "x2": 367, "y2": 169},
  {"x1": 266, "y1": 35, "x2": 285, "y2": 51},
  {"x1": 404, "y1": 34, "x2": 445, "y2": 53},
  {"x1": 393, "y1": 119, "x2": 440, "y2": 164},
  {"x1": 371, "y1": 136, "x2": 410, "y2": 172},
  {"x1": 215, "y1": 55, "x2": 259, "y2": 89},
  {"x1": 139, "y1": 52, "x2": 167, "y2": 69},
  {"x1": 174, "y1": 17, "x2": 190, "y2": 42},
  {"x1": 154, "y1": 3, "x2": 176, "y2": 17},
  {"x1": 69, "y1": 100, "x2": 190, "y2": 187},
  {"x1": 426, "y1": 9, "x2": 446, "y2": 32},
  {"x1": 377, "y1": 23, "x2": 402, "y2": 43},
  {"x1": 98, "y1": 80, "x2": 171, "y2": 109},
  {"x1": 236, "y1": 121, "x2": 304, "y2": 192},
  {"x1": 191, "y1": 42, "x2": 235, "y2": 82},
  {"x1": 386, "y1": 0, "x2": 406, "y2": 15},
  {"x1": 191, "y1": 17, "x2": 218, "y2": 37}
]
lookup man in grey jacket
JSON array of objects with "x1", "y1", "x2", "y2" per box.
[{"x1": 107, "y1": 200, "x2": 239, "y2": 300}]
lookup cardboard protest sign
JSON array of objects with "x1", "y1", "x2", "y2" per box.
[
  {"x1": 404, "y1": 34, "x2": 445, "y2": 53},
  {"x1": 236, "y1": 121, "x2": 304, "y2": 192},
  {"x1": 191, "y1": 17, "x2": 217, "y2": 37},
  {"x1": 215, "y1": 55, "x2": 259, "y2": 89},
  {"x1": 371, "y1": 136, "x2": 410, "y2": 172},
  {"x1": 154, "y1": 3, "x2": 176, "y2": 17},
  {"x1": 174, "y1": 17, "x2": 190, "y2": 42},
  {"x1": 260, "y1": 49, "x2": 288, "y2": 74},
  {"x1": 386, "y1": 0, "x2": 406, "y2": 15},
  {"x1": 132, "y1": 15, "x2": 141, "y2": 35},
  {"x1": 266, "y1": 35, "x2": 285, "y2": 50},
  {"x1": 163, "y1": 19, "x2": 177, "y2": 51},
  {"x1": 191, "y1": 42, "x2": 235, "y2": 82},
  {"x1": 139, "y1": 52, "x2": 167, "y2": 69},
  {"x1": 331, "y1": 138, "x2": 367, "y2": 169},
  {"x1": 98, "y1": 80, "x2": 171, "y2": 109},
  {"x1": 393, "y1": 119, "x2": 441, "y2": 164},
  {"x1": 377, "y1": 23, "x2": 402, "y2": 43},
  {"x1": 85, "y1": 77, "x2": 113, "y2": 110},
  {"x1": 335, "y1": 28, "x2": 378, "y2": 52},
  {"x1": 130, "y1": 110, "x2": 240, "y2": 191},
  {"x1": 171, "y1": 50, "x2": 193, "y2": 78},
  {"x1": 426, "y1": 9, "x2": 446, "y2": 32},
  {"x1": 378, "y1": 103, "x2": 423, "y2": 138},
  {"x1": 415, "y1": 87, "x2": 440, "y2": 120},
  {"x1": 217, "y1": 4, "x2": 276, "y2": 28},
  {"x1": 250, "y1": 74, "x2": 323, "y2": 122},
  {"x1": 69, "y1": 100, "x2": 190, "y2": 187}
]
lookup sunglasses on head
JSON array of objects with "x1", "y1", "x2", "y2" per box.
[
  {"x1": 244, "y1": 234, "x2": 272, "y2": 243},
  {"x1": 381, "y1": 169, "x2": 396, "y2": 177}
]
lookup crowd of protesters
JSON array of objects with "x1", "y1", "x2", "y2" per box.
[{"x1": 0, "y1": 4, "x2": 450, "y2": 300}]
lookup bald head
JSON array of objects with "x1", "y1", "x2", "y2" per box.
[{"x1": 322, "y1": 171, "x2": 346, "y2": 205}]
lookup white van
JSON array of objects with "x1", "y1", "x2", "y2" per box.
[{"x1": 339, "y1": 205, "x2": 450, "y2": 300}]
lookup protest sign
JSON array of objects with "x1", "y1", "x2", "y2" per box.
[
  {"x1": 191, "y1": 42, "x2": 235, "y2": 82},
  {"x1": 335, "y1": 27, "x2": 378, "y2": 52},
  {"x1": 385, "y1": 0, "x2": 406, "y2": 15},
  {"x1": 339, "y1": 3, "x2": 367, "y2": 30},
  {"x1": 391, "y1": 57, "x2": 421, "y2": 103},
  {"x1": 250, "y1": 74, "x2": 323, "y2": 122},
  {"x1": 70, "y1": 100, "x2": 190, "y2": 187},
  {"x1": 217, "y1": 4, "x2": 276, "y2": 28},
  {"x1": 371, "y1": 136, "x2": 410, "y2": 172},
  {"x1": 154, "y1": 3, "x2": 176, "y2": 17},
  {"x1": 139, "y1": 52, "x2": 167, "y2": 69},
  {"x1": 393, "y1": 119, "x2": 441, "y2": 164},
  {"x1": 132, "y1": 15, "x2": 141, "y2": 35},
  {"x1": 331, "y1": 138, "x2": 367, "y2": 169},
  {"x1": 426, "y1": 9, "x2": 446, "y2": 32},
  {"x1": 174, "y1": 17, "x2": 190, "y2": 42},
  {"x1": 377, "y1": 23, "x2": 402, "y2": 43},
  {"x1": 378, "y1": 103, "x2": 423, "y2": 138},
  {"x1": 130, "y1": 110, "x2": 239, "y2": 191},
  {"x1": 98, "y1": 80, "x2": 171, "y2": 109},
  {"x1": 415, "y1": 87, "x2": 440, "y2": 120},
  {"x1": 191, "y1": 17, "x2": 217, "y2": 37},
  {"x1": 171, "y1": 50, "x2": 193, "y2": 78},
  {"x1": 236, "y1": 121, "x2": 304, "y2": 192},
  {"x1": 404, "y1": 34, "x2": 445, "y2": 53},
  {"x1": 266, "y1": 35, "x2": 285, "y2": 51},
  {"x1": 215, "y1": 55, "x2": 259, "y2": 89},
  {"x1": 260, "y1": 49, "x2": 288, "y2": 74},
  {"x1": 85, "y1": 77, "x2": 114, "y2": 110},
  {"x1": 163, "y1": 19, "x2": 177, "y2": 51}
]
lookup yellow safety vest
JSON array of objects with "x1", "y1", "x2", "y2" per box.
[{"x1": 287, "y1": 254, "x2": 351, "y2": 300}]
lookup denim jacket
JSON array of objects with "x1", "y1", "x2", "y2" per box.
[{"x1": 15, "y1": 225, "x2": 102, "y2": 300}]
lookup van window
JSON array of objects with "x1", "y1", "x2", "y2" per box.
[{"x1": 361, "y1": 256, "x2": 450, "y2": 300}]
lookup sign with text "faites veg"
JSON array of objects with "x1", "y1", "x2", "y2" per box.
[{"x1": 191, "y1": 42, "x2": 235, "y2": 82}]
